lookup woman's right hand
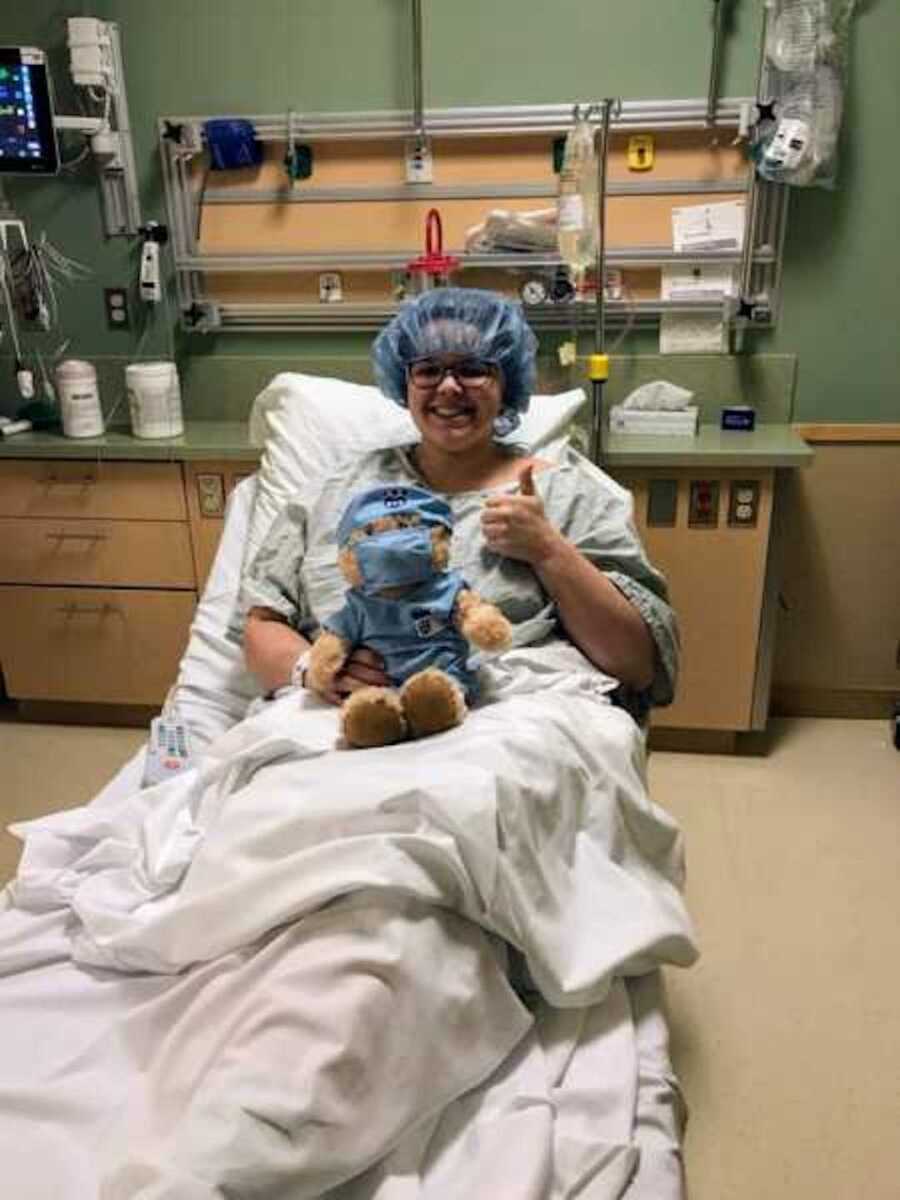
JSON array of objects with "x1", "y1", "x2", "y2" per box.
[{"x1": 317, "y1": 648, "x2": 391, "y2": 706}]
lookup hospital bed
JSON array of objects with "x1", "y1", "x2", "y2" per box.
[{"x1": 0, "y1": 374, "x2": 693, "y2": 1199}]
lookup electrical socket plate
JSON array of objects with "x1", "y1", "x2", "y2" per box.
[
  {"x1": 182, "y1": 122, "x2": 204, "y2": 154},
  {"x1": 604, "y1": 269, "x2": 624, "y2": 301},
  {"x1": 319, "y1": 272, "x2": 343, "y2": 303},
  {"x1": 196, "y1": 473, "x2": 225, "y2": 517},
  {"x1": 405, "y1": 137, "x2": 433, "y2": 184},
  {"x1": 104, "y1": 287, "x2": 131, "y2": 330}
]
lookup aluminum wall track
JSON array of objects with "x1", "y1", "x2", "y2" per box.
[{"x1": 158, "y1": 97, "x2": 787, "y2": 335}]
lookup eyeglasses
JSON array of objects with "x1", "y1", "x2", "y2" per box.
[{"x1": 407, "y1": 358, "x2": 498, "y2": 391}]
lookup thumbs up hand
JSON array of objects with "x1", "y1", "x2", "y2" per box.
[
  {"x1": 481, "y1": 461, "x2": 562, "y2": 565},
  {"x1": 518, "y1": 462, "x2": 537, "y2": 497}
]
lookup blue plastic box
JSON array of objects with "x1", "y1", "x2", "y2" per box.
[{"x1": 721, "y1": 406, "x2": 756, "y2": 431}]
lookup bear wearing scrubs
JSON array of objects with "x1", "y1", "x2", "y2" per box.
[{"x1": 307, "y1": 483, "x2": 512, "y2": 748}]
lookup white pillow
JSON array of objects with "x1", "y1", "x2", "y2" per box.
[{"x1": 243, "y1": 371, "x2": 587, "y2": 569}]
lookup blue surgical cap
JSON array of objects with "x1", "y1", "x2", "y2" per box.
[
  {"x1": 372, "y1": 288, "x2": 538, "y2": 437},
  {"x1": 337, "y1": 484, "x2": 454, "y2": 546}
]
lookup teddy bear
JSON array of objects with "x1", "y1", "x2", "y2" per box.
[{"x1": 306, "y1": 483, "x2": 512, "y2": 748}]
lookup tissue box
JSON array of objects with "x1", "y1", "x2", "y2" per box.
[{"x1": 609, "y1": 405, "x2": 700, "y2": 436}]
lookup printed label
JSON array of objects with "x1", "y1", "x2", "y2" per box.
[{"x1": 558, "y1": 195, "x2": 586, "y2": 232}]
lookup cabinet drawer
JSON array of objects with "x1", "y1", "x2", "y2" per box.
[
  {"x1": 0, "y1": 518, "x2": 195, "y2": 587},
  {"x1": 0, "y1": 460, "x2": 186, "y2": 520},
  {"x1": 0, "y1": 586, "x2": 195, "y2": 705}
]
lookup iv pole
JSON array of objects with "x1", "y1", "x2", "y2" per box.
[{"x1": 588, "y1": 98, "x2": 617, "y2": 464}]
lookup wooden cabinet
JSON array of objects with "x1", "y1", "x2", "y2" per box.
[
  {"x1": 774, "y1": 442, "x2": 900, "y2": 708},
  {"x1": 0, "y1": 453, "x2": 784, "y2": 736},
  {"x1": 0, "y1": 460, "x2": 197, "y2": 709},
  {"x1": 612, "y1": 468, "x2": 778, "y2": 734}
]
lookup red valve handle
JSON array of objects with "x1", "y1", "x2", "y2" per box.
[
  {"x1": 424, "y1": 208, "x2": 443, "y2": 256},
  {"x1": 406, "y1": 207, "x2": 460, "y2": 277}
]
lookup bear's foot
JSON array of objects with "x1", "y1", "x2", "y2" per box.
[
  {"x1": 341, "y1": 686, "x2": 407, "y2": 748},
  {"x1": 400, "y1": 669, "x2": 467, "y2": 739}
]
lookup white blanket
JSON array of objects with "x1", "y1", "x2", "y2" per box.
[{"x1": 4, "y1": 657, "x2": 696, "y2": 1197}]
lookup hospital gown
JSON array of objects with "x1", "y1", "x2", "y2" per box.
[{"x1": 232, "y1": 444, "x2": 679, "y2": 719}]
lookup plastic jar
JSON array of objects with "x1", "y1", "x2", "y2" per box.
[
  {"x1": 125, "y1": 361, "x2": 184, "y2": 439},
  {"x1": 55, "y1": 359, "x2": 105, "y2": 438}
]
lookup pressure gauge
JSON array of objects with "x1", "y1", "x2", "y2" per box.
[
  {"x1": 520, "y1": 278, "x2": 549, "y2": 306},
  {"x1": 549, "y1": 270, "x2": 576, "y2": 304}
]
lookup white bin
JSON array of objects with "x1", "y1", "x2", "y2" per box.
[
  {"x1": 126, "y1": 361, "x2": 184, "y2": 439},
  {"x1": 55, "y1": 359, "x2": 105, "y2": 438}
]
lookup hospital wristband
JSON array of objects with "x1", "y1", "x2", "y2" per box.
[{"x1": 290, "y1": 648, "x2": 312, "y2": 690}]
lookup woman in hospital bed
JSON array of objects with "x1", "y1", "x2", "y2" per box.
[
  {"x1": 241, "y1": 288, "x2": 672, "y2": 722},
  {"x1": 0, "y1": 289, "x2": 697, "y2": 1200}
]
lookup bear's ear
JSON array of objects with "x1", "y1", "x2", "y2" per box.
[
  {"x1": 431, "y1": 526, "x2": 451, "y2": 570},
  {"x1": 338, "y1": 546, "x2": 363, "y2": 588}
]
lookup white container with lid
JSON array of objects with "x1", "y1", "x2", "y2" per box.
[
  {"x1": 125, "y1": 361, "x2": 184, "y2": 439},
  {"x1": 55, "y1": 359, "x2": 105, "y2": 438}
]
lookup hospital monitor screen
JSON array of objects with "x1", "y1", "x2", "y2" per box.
[{"x1": 0, "y1": 47, "x2": 58, "y2": 175}]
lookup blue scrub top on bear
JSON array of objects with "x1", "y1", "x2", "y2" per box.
[{"x1": 322, "y1": 572, "x2": 479, "y2": 700}]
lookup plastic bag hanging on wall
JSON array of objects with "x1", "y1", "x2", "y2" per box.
[{"x1": 752, "y1": 0, "x2": 858, "y2": 189}]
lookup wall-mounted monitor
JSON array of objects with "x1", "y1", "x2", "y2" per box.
[{"x1": 0, "y1": 47, "x2": 58, "y2": 175}]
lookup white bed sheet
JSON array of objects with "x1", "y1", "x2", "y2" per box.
[{"x1": 0, "y1": 473, "x2": 689, "y2": 1200}]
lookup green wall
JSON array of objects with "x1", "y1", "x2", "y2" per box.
[{"x1": 1, "y1": 0, "x2": 897, "y2": 422}]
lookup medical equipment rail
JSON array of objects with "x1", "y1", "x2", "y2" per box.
[{"x1": 159, "y1": 97, "x2": 788, "y2": 336}]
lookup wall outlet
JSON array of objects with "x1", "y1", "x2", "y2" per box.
[
  {"x1": 604, "y1": 268, "x2": 624, "y2": 301},
  {"x1": 104, "y1": 287, "x2": 131, "y2": 330},
  {"x1": 405, "y1": 137, "x2": 433, "y2": 184},
  {"x1": 728, "y1": 480, "x2": 760, "y2": 527},
  {"x1": 319, "y1": 272, "x2": 343, "y2": 303},
  {"x1": 688, "y1": 480, "x2": 720, "y2": 527},
  {"x1": 196, "y1": 473, "x2": 225, "y2": 517}
]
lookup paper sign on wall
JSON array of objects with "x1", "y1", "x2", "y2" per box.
[
  {"x1": 671, "y1": 200, "x2": 746, "y2": 253},
  {"x1": 661, "y1": 264, "x2": 737, "y2": 301}
]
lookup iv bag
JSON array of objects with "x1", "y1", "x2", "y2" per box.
[{"x1": 557, "y1": 118, "x2": 599, "y2": 277}]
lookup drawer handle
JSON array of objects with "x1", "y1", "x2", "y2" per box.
[
  {"x1": 56, "y1": 603, "x2": 122, "y2": 617},
  {"x1": 42, "y1": 474, "x2": 98, "y2": 486},
  {"x1": 45, "y1": 531, "x2": 109, "y2": 542}
]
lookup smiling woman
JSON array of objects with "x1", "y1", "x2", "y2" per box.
[
  {"x1": 372, "y1": 288, "x2": 540, "y2": 495},
  {"x1": 242, "y1": 287, "x2": 672, "y2": 713},
  {"x1": 373, "y1": 288, "x2": 536, "y2": 437}
]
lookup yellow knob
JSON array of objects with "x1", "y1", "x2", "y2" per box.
[{"x1": 587, "y1": 354, "x2": 610, "y2": 382}]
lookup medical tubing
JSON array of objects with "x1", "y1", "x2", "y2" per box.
[
  {"x1": 608, "y1": 283, "x2": 637, "y2": 354},
  {"x1": 754, "y1": 1, "x2": 856, "y2": 189}
]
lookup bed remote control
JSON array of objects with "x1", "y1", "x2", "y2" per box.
[{"x1": 141, "y1": 713, "x2": 195, "y2": 787}]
